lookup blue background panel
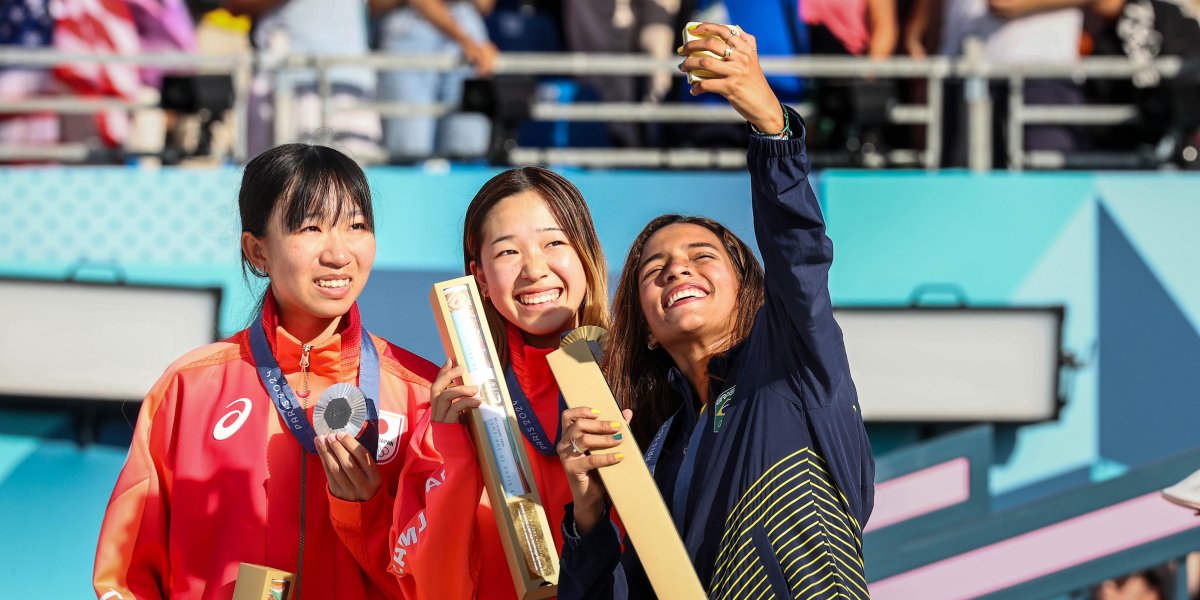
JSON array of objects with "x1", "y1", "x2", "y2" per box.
[{"x1": 1, "y1": 166, "x2": 1198, "y2": 596}]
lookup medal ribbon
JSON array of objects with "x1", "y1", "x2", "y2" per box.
[
  {"x1": 249, "y1": 315, "x2": 381, "y2": 456},
  {"x1": 503, "y1": 364, "x2": 563, "y2": 456},
  {"x1": 643, "y1": 405, "x2": 707, "y2": 534}
]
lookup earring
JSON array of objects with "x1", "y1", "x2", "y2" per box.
[{"x1": 647, "y1": 339, "x2": 657, "y2": 350}]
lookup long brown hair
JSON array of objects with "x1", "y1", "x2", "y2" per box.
[
  {"x1": 605, "y1": 215, "x2": 765, "y2": 445},
  {"x1": 462, "y1": 167, "x2": 610, "y2": 364}
]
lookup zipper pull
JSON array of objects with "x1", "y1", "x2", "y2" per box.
[{"x1": 297, "y1": 344, "x2": 312, "y2": 399}]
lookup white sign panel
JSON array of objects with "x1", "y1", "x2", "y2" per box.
[
  {"x1": 836, "y1": 308, "x2": 1062, "y2": 422},
  {"x1": 0, "y1": 279, "x2": 220, "y2": 402}
]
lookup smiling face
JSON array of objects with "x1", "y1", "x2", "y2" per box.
[
  {"x1": 470, "y1": 190, "x2": 588, "y2": 348},
  {"x1": 637, "y1": 223, "x2": 740, "y2": 353},
  {"x1": 242, "y1": 195, "x2": 375, "y2": 341}
]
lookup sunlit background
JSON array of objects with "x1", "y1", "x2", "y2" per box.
[{"x1": 2, "y1": 0, "x2": 1199, "y2": 598}]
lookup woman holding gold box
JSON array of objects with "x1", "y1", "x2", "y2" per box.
[
  {"x1": 557, "y1": 23, "x2": 875, "y2": 599},
  {"x1": 93, "y1": 144, "x2": 438, "y2": 600},
  {"x1": 388, "y1": 168, "x2": 614, "y2": 599}
]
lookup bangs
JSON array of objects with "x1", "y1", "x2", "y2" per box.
[{"x1": 276, "y1": 148, "x2": 374, "y2": 232}]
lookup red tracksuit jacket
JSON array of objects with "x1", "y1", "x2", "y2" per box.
[
  {"x1": 388, "y1": 323, "x2": 574, "y2": 599},
  {"x1": 94, "y1": 299, "x2": 437, "y2": 600}
]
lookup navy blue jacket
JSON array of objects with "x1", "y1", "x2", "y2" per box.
[{"x1": 560, "y1": 112, "x2": 875, "y2": 600}]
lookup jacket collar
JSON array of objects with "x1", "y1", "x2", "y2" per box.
[
  {"x1": 259, "y1": 288, "x2": 363, "y2": 375},
  {"x1": 505, "y1": 321, "x2": 558, "y2": 396},
  {"x1": 665, "y1": 338, "x2": 747, "y2": 416}
]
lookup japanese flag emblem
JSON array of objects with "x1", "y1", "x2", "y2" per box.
[{"x1": 376, "y1": 410, "x2": 406, "y2": 464}]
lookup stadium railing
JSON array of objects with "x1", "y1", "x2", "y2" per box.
[{"x1": 0, "y1": 43, "x2": 1194, "y2": 170}]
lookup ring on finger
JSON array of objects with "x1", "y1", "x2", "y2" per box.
[
  {"x1": 570, "y1": 437, "x2": 584, "y2": 455},
  {"x1": 723, "y1": 45, "x2": 734, "y2": 59}
]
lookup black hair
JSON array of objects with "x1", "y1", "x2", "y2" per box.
[{"x1": 237, "y1": 143, "x2": 375, "y2": 311}]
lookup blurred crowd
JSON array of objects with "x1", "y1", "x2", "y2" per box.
[
  {"x1": 1093, "y1": 553, "x2": 1199, "y2": 600},
  {"x1": 0, "y1": 0, "x2": 1199, "y2": 166}
]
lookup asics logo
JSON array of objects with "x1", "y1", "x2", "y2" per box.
[{"x1": 213, "y1": 398, "x2": 253, "y2": 441}]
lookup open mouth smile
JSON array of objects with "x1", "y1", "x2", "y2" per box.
[
  {"x1": 316, "y1": 278, "x2": 350, "y2": 289},
  {"x1": 664, "y1": 284, "x2": 709, "y2": 308},
  {"x1": 517, "y1": 288, "x2": 562, "y2": 306}
]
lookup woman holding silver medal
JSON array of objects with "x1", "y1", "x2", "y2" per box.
[
  {"x1": 93, "y1": 144, "x2": 438, "y2": 600},
  {"x1": 556, "y1": 23, "x2": 875, "y2": 599}
]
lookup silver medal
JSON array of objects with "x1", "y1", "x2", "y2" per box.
[{"x1": 314, "y1": 383, "x2": 368, "y2": 437}]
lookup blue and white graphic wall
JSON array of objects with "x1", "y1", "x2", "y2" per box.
[{"x1": 0, "y1": 166, "x2": 1196, "y2": 595}]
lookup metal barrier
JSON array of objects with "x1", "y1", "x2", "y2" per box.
[
  {"x1": 865, "y1": 428, "x2": 1200, "y2": 599},
  {"x1": 0, "y1": 48, "x2": 253, "y2": 162},
  {"x1": 0, "y1": 46, "x2": 1194, "y2": 170}
]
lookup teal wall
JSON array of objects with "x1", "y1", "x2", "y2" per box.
[{"x1": 1, "y1": 166, "x2": 1197, "y2": 595}]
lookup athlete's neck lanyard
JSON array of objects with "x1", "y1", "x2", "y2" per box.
[
  {"x1": 644, "y1": 401, "x2": 708, "y2": 535},
  {"x1": 645, "y1": 412, "x2": 673, "y2": 475},
  {"x1": 503, "y1": 364, "x2": 563, "y2": 457},
  {"x1": 248, "y1": 317, "x2": 381, "y2": 456}
]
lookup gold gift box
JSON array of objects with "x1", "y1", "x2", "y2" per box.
[
  {"x1": 232, "y1": 563, "x2": 293, "y2": 600},
  {"x1": 547, "y1": 336, "x2": 706, "y2": 599},
  {"x1": 431, "y1": 275, "x2": 559, "y2": 599}
]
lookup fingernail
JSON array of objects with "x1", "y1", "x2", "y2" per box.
[
  {"x1": 613, "y1": 433, "x2": 624, "y2": 441},
  {"x1": 677, "y1": 60, "x2": 685, "y2": 71},
  {"x1": 615, "y1": 453, "x2": 625, "y2": 460},
  {"x1": 610, "y1": 421, "x2": 622, "y2": 428},
  {"x1": 591, "y1": 409, "x2": 601, "y2": 415},
  {"x1": 687, "y1": 23, "x2": 699, "y2": 30},
  {"x1": 675, "y1": 45, "x2": 683, "y2": 54}
]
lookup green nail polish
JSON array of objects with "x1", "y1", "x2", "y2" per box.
[{"x1": 613, "y1": 433, "x2": 624, "y2": 441}]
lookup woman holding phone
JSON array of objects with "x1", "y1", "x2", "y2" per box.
[{"x1": 556, "y1": 24, "x2": 875, "y2": 599}]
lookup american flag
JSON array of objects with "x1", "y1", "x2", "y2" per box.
[{"x1": 52, "y1": 0, "x2": 142, "y2": 147}]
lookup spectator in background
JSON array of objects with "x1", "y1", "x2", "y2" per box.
[
  {"x1": 803, "y1": 0, "x2": 898, "y2": 58},
  {"x1": 486, "y1": 0, "x2": 563, "y2": 52},
  {"x1": 54, "y1": 0, "x2": 144, "y2": 151},
  {"x1": 801, "y1": 0, "x2": 899, "y2": 162},
  {"x1": 563, "y1": 0, "x2": 681, "y2": 147},
  {"x1": 1084, "y1": 0, "x2": 1200, "y2": 164},
  {"x1": 174, "y1": 7, "x2": 253, "y2": 163},
  {"x1": 0, "y1": 0, "x2": 58, "y2": 151},
  {"x1": 3, "y1": 0, "x2": 197, "y2": 162},
  {"x1": 227, "y1": 0, "x2": 384, "y2": 161},
  {"x1": 907, "y1": 0, "x2": 1092, "y2": 166},
  {"x1": 1093, "y1": 567, "x2": 1169, "y2": 600},
  {"x1": 127, "y1": 0, "x2": 197, "y2": 90},
  {"x1": 126, "y1": 0, "x2": 197, "y2": 162},
  {"x1": 370, "y1": 0, "x2": 498, "y2": 162}
]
